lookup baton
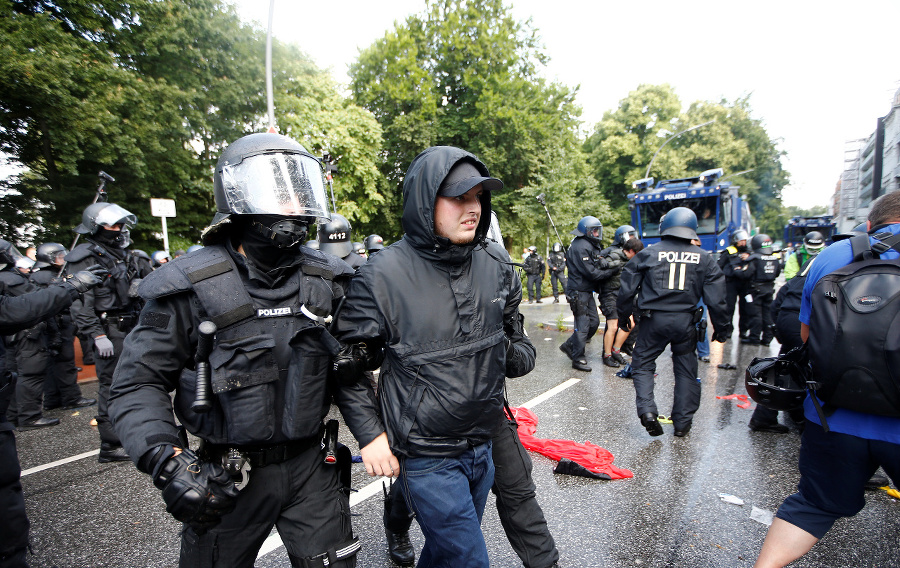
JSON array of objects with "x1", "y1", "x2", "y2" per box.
[{"x1": 191, "y1": 321, "x2": 217, "y2": 413}]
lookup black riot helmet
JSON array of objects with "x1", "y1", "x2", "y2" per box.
[
  {"x1": 745, "y1": 355, "x2": 810, "y2": 411},
  {"x1": 203, "y1": 132, "x2": 331, "y2": 246},
  {"x1": 659, "y1": 207, "x2": 699, "y2": 241},
  {"x1": 75, "y1": 202, "x2": 137, "y2": 249},
  {"x1": 364, "y1": 234, "x2": 384, "y2": 255},
  {"x1": 551, "y1": 242, "x2": 562, "y2": 253},
  {"x1": 352, "y1": 242, "x2": 366, "y2": 257},
  {"x1": 0, "y1": 239, "x2": 27, "y2": 272},
  {"x1": 528, "y1": 245, "x2": 537, "y2": 253},
  {"x1": 35, "y1": 242, "x2": 67, "y2": 268},
  {"x1": 750, "y1": 233, "x2": 773, "y2": 255},
  {"x1": 572, "y1": 216, "x2": 603, "y2": 245},
  {"x1": 613, "y1": 225, "x2": 638, "y2": 246},
  {"x1": 151, "y1": 250, "x2": 171, "y2": 267},
  {"x1": 318, "y1": 213, "x2": 353, "y2": 258},
  {"x1": 803, "y1": 231, "x2": 825, "y2": 255}
]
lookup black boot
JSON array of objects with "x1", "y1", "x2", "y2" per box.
[
  {"x1": 385, "y1": 527, "x2": 415, "y2": 567},
  {"x1": 640, "y1": 413, "x2": 664, "y2": 436},
  {"x1": 98, "y1": 443, "x2": 131, "y2": 463}
]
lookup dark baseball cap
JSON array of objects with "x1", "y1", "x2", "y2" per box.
[{"x1": 438, "y1": 161, "x2": 503, "y2": 197}]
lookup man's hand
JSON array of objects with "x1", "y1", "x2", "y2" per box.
[
  {"x1": 360, "y1": 432, "x2": 399, "y2": 478},
  {"x1": 618, "y1": 316, "x2": 632, "y2": 332},
  {"x1": 712, "y1": 324, "x2": 733, "y2": 343},
  {"x1": 67, "y1": 264, "x2": 109, "y2": 293},
  {"x1": 94, "y1": 335, "x2": 115, "y2": 358}
]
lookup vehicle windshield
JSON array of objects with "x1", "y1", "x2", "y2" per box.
[{"x1": 638, "y1": 196, "x2": 721, "y2": 237}]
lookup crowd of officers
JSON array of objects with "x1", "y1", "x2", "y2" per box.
[{"x1": 0, "y1": 128, "x2": 857, "y2": 568}]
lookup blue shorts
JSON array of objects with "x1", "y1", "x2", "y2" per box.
[{"x1": 776, "y1": 422, "x2": 900, "y2": 538}]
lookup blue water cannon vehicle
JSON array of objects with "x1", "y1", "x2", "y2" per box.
[
  {"x1": 782, "y1": 215, "x2": 835, "y2": 253},
  {"x1": 628, "y1": 168, "x2": 754, "y2": 253}
]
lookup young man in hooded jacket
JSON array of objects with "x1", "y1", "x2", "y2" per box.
[{"x1": 332, "y1": 146, "x2": 537, "y2": 568}]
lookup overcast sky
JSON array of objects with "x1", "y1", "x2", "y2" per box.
[{"x1": 234, "y1": 0, "x2": 898, "y2": 208}]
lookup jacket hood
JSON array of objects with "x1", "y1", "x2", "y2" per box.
[{"x1": 401, "y1": 146, "x2": 495, "y2": 263}]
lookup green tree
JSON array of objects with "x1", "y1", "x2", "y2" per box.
[{"x1": 349, "y1": 0, "x2": 601, "y2": 250}]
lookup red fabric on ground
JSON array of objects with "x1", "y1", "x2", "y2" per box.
[
  {"x1": 716, "y1": 394, "x2": 752, "y2": 409},
  {"x1": 508, "y1": 406, "x2": 633, "y2": 480}
]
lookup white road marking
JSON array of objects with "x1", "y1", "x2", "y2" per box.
[{"x1": 21, "y1": 449, "x2": 100, "y2": 477}]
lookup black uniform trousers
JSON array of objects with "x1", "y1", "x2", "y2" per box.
[
  {"x1": 724, "y1": 279, "x2": 757, "y2": 337},
  {"x1": 93, "y1": 319, "x2": 129, "y2": 447},
  {"x1": 750, "y1": 309, "x2": 805, "y2": 426},
  {"x1": 560, "y1": 291, "x2": 599, "y2": 361},
  {"x1": 43, "y1": 313, "x2": 82, "y2": 407},
  {"x1": 385, "y1": 415, "x2": 559, "y2": 568},
  {"x1": 549, "y1": 271, "x2": 566, "y2": 300},
  {"x1": 748, "y1": 282, "x2": 776, "y2": 344},
  {"x1": 631, "y1": 311, "x2": 699, "y2": 430},
  {"x1": 526, "y1": 274, "x2": 543, "y2": 302},
  {"x1": 0, "y1": 427, "x2": 28, "y2": 568},
  {"x1": 9, "y1": 327, "x2": 52, "y2": 425},
  {"x1": 180, "y1": 444, "x2": 355, "y2": 568}
]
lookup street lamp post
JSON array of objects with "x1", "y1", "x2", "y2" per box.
[{"x1": 645, "y1": 119, "x2": 716, "y2": 179}]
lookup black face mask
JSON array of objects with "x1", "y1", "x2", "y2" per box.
[
  {"x1": 94, "y1": 227, "x2": 130, "y2": 249},
  {"x1": 238, "y1": 216, "x2": 308, "y2": 275}
]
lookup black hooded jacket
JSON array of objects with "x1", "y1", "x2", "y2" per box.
[{"x1": 333, "y1": 146, "x2": 535, "y2": 458}]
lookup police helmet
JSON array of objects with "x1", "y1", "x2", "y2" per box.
[
  {"x1": 151, "y1": 250, "x2": 171, "y2": 267},
  {"x1": 804, "y1": 231, "x2": 825, "y2": 254},
  {"x1": 572, "y1": 216, "x2": 603, "y2": 244},
  {"x1": 745, "y1": 356, "x2": 809, "y2": 411},
  {"x1": 75, "y1": 202, "x2": 136, "y2": 250},
  {"x1": 364, "y1": 234, "x2": 384, "y2": 254},
  {"x1": 186, "y1": 244, "x2": 204, "y2": 253},
  {"x1": 528, "y1": 245, "x2": 537, "y2": 253},
  {"x1": 203, "y1": 133, "x2": 331, "y2": 245},
  {"x1": 659, "y1": 207, "x2": 699, "y2": 241},
  {"x1": 730, "y1": 229, "x2": 750, "y2": 246},
  {"x1": 35, "y1": 242, "x2": 67, "y2": 269},
  {"x1": 613, "y1": 225, "x2": 638, "y2": 246},
  {"x1": 15, "y1": 255, "x2": 35, "y2": 273},
  {"x1": 352, "y1": 241, "x2": 366, "y2": 257},
  {"x1": 0, "y1": 239, "x2": 28, "y2": 272},
  {"x1": 552, "y1": 242, "x2": 562, "y2": 253},
  {"x1": 318, "y1": 213, "x2": 353, "y2": 258},
  {"x1": 750, "y1": 234, "x2": 773, "y2": 255}
]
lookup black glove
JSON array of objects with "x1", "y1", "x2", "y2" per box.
[
  {"x1": 67, "y1": 265, "x2": 110, "y2": 293},
  {"x1": 148, "y1": 445, "x2": 238, "y2": 532},
  {"x1": 618, "y1": 317, "x2": 632, "y2": 332},
  {"x1": 330, "y1": 342, "x2": 385, "y2": 386},
  {"x1": 711, "y1": 324, "x2": 733, "y2": 343}
]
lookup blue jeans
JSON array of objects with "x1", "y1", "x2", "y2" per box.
[{"x1": 402, "y1": 442, "x2": 495, "y2": 568}]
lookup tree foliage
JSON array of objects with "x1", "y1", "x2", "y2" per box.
[
  {"x1": 349, "y1": 0, "x2": 606, "y2": 251},
  {"x1": 583, "y1": 84, "x2": 790, "y2": 236},
  {"x1": 0, "y1": 0, "x2": 381, "y2": 251}
]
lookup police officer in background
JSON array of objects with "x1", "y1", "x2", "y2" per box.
[
  {"x1": 744, "y1": 234, "x2": 781, "y2": 346},
  {"x1": 718, "y1": 229, "x2": 756, "y2": 340},
  {"x1": 364, "y1": 234, "x2": 384, "y2": 257},
  {"x1": 319, "y1": 212, "x2": 365, "y2": 270},
  {"x1": 109, "y1": 132, "x2": 360, "y2": 567},
  {"x1": 546, "y1": 242, "x2": 566, "y2": 303},
  {"x1": 559, "y1": 216, "x2": 620, "y2": 372},
  {"x1": 617, "y1": 208, "x2": 731, "y2": 437},
  {"x1": 523, "y1": 245, "x2": 545, "y2": 303},
  {"x1": 65, "y1": 201, "x2": 151, "y2": 462},
  {"x1": 30, "y1": 243, "x2": 96, "y2": 412},
  {"x1": 783, "y1": 230, "x2": 825, "y2": 280},
  {"x1": 0, "y1": 252, "x2": 106, "y2": 568}
]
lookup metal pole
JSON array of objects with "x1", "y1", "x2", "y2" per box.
[
  {"x1": 161, "y1": 216, "x2": 170, "y2": 253},
  {"x1": 265, "y1": 0, "x2": 276, "y2": 132},
  {"x1": 645, "y1": 119, "x2": 716, "y2": 179}
]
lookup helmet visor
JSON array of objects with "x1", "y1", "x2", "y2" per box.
[
  {"x1": 95, "y1": 203, "x2": 138, "y2": 228},
  {"x1": 220, "y1": 152, "x2": 330, "y2": 219}
]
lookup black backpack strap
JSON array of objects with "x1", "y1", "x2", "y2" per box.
[
  {"x1": 870, "y1": 232, "x2": 900, "y2": 256},
  {"x1": 849, "y1": 234, "x2": 875, "y2": 261}
]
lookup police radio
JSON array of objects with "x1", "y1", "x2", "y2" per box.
[{"x1": 191, "y1": 321, "x2": 217, "y2": 413}]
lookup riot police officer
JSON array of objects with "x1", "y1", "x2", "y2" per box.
[
  {"x1": 0, "y1": 249, "x2": 106, "y2": 568},
  {"x1": 364, "y1": 234, "x2": 384, "y2": 257},
  {"x1": 718, "y1": 229, "x2": 755, "y2": 340},
  {"x1": 559, "y1": 216, "x2": 620, "y2": 372},
  {"x1": 745, "y1": 234, "x2": 781, "y2": 346},
  {"x1": 65, "y1": 201, "x2": 151, "y2": 461},
  {"x1": 318, "y1": 212, "x2": 365, "y2": 269},
  {"x1": 150, "y1": 250, "x2": 171, "y2": 268},
  {"x1": 31, "y1": 243, "x2": 96, "y2": 411},
  {"x1": 617, "y1": 208, "x2": 731, "y2": 437},
  {"x1": 546, "y1": 242, "x2": 566, "y2": 303},
  {"x1": 523, "y1": 245, "x2": 545, "y2": 303},
  {"x1": 109, "y1": 132, "x2": 360, "y2": 567}
]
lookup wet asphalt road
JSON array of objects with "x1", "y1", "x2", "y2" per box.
[{"x1": 15, "y1": 297, "x2": 900, "y2": 567}]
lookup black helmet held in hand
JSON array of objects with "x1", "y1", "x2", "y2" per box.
[{"x1": 745, "y1": 355, "x2": 810, "y2": 411}]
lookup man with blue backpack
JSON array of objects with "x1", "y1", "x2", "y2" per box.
[{"x1": 754, "y1": 192, "x2": 900, "y2": 567}]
